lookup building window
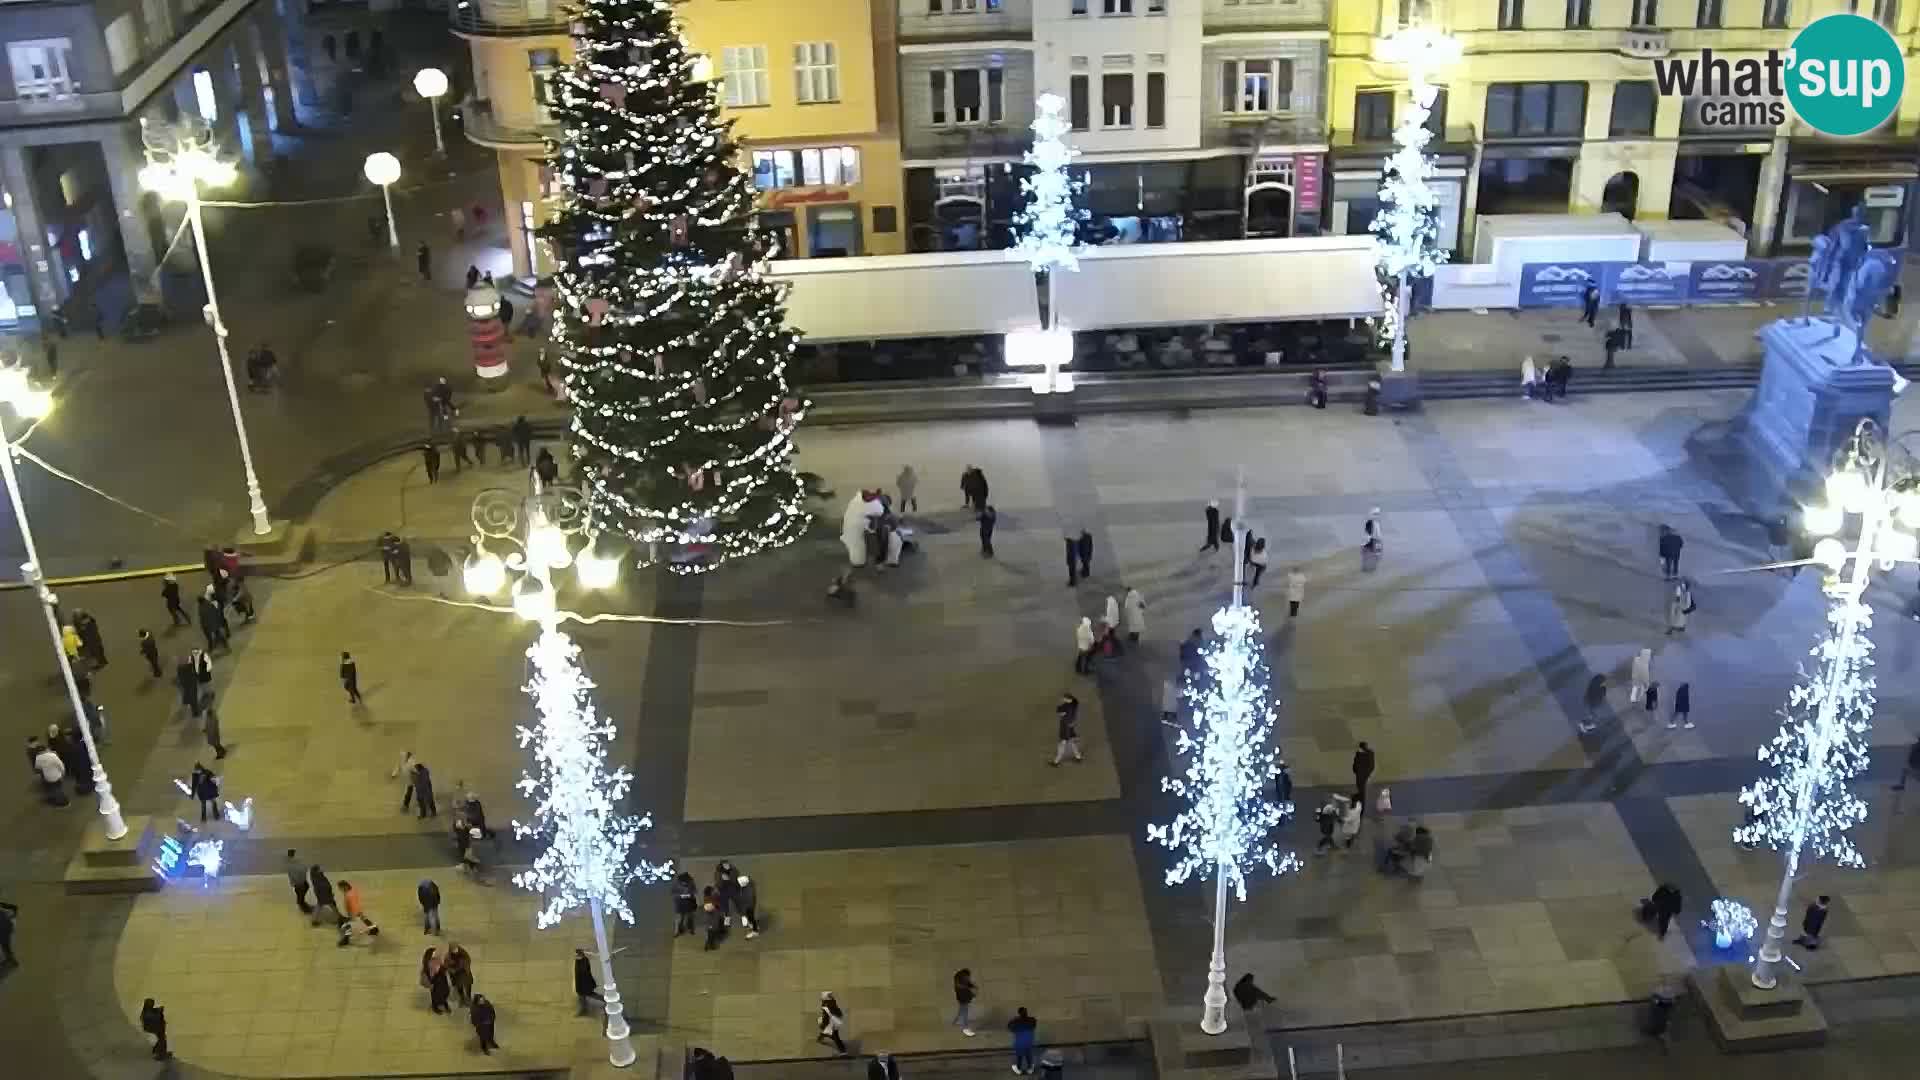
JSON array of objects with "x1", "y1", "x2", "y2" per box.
[
  {"x1": 930, "y1": 0, "x2": 1003, "y2": 9},
  {"x1": 1610, "y1": 81, "x2": 1656, "y2": 136},
  {"x1": 1220, "y1": 58, "x2": 1295, "y2": 114},
  {"x1": 1103, "y1": 72, "x2": 1134, "y2": 127},
  {"x1": 721, "y1": 45, "x2": 770, "y2": 108},
  {"x1": 794, "y1": 42, "x2": 838, "y2": 103},
  {"x1": 1424, "y1": 89, "x2": 1448, "y2": 139},
  {"x1": 105, "y1": 15, "x2": 142, "y2": 76},
  {"x1": 1565, "y1": 0, "x2": 1591, "y2": 26},
  {"x1": 1762, "y1": 0, "x2": 1790, "y2": 25},
  {"x1": 1873, "y1": 0, "x2": 1898, "y2": 24},
  {"x1": 930, "y1": 67, "x2": 1003, "y2": 125},
  {"x1": 1072, "y1": 0, "x2": 1089, "y2": 12},
  {"x1": 1484, "y1": 82, "x2": 1587, "y2": 138},
  {"x1": 1355, "y1": 90, "x2": 1393, "y2": 140},
  {"x1": 1148, "y1": 0, "x2": 1167, "y2": 10},
  {"x1": 1498, "y1": 0, "x2": 1525, "y2": 29},
  {"x1": 751, "y1": 147, "x2": 860, "y2": 190},
  {"x1": 1070, "y1": 74, "x2": 1090, "y2": 130},
  {"x1": 1104, "y1": 0, "x2": 1134, "y2": 12},
  {"x1": 10, "y1": 39, "x2": 76, "y2": 100},
  {"x1": 1632, "y1": 0, "x2": 1659, "y2": 23},
  {"x1": 529, "y1": 48, "x2": 561, "y2": 110},
  {"x1": 1147, "y1": 71, "x2": 1165, "y2": 128},
  {"x1": 1695, "y1": 0, "x2": 1722, "y2": 27}
]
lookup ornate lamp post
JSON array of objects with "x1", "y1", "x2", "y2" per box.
[
  {"x1": 463, "y1": 482, "x2": 666, "y2": 1067},
  {"x1": 364, "y1": 152, "x2": 402, "y2": 251},
  {"x1": 0, "y1": 359, "x2": 126, "y2": 839},
  {"x1": 1738, "y1": 418, "x2": 1917, "y2": 989},
  {"x1": 414, "y1": 68, "x2": 450, "y2": 156},
  {"x1": 139, "y1": 120, "x2": 271, "y2": 536}
]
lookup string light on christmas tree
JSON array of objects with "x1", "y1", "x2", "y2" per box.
[
  {"x1": 1015, "y1": 93, "x2": 1086, "y2": 276},
  {"x1": 548, "y1": 0, "x2": 812, "y2": 574},
  {"x1": 1372, "y1": 25, "x2": 1460, "y2": 373},
  {"x1": 1705, "y1": 898, "x2": 1758, "y2": 949},
  {"x1": 1149, "y1": 602, "x2": 1300, "y2": 1034}
]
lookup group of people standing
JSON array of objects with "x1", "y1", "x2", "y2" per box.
[
  {"x1": 671, "y1": 859, "x2": 763, "y2": 950},
  {"x1": 420, "y1": 415, "x2": 545, "y2": 485}
]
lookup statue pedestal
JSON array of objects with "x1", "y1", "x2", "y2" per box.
[{"x1": 1742, "y1": 317, "x2": 1895, "y2": 496}]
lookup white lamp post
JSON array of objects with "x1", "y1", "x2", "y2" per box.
[
  {"x1": 364, "y1": 152, "x2": 402, "y2": 251},
  {"x1": 414, "y1": 68, "x2": 450, "y2": 156},
  {"x1": 464, "y1": 482, "x2": 663, "y2": 1068},
  {"x1": 0, "y1": 361, "x2": 127, "y2": 840},
  {"x1": 139, "y1": 121, "x2": 271, "y2": 536},
  {"x1": 1737, "y1": 419, "x2": 1911, "y2": 990},
  {"x1": 1374, "y1": 23, "x2": 1461, "y2": 374}
]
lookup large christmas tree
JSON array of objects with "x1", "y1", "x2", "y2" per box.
[{"x1": 545, "y1": 0, "x2": 809, "y2": 573}]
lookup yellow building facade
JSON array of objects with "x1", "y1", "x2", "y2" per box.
[
  {"x1": 452, "y1": 0, "x2": 905, "y2": 278},
  {"x1": 1327, "y1": 0, "x2": 1920, "y2": 256}
]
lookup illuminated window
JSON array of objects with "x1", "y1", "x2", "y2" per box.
[{"x1": 11, "y1": 39, "x2": 77, "y2": 101}]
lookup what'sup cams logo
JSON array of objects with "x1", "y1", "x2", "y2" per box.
[{"x1": 1652, "y1": 13, "x2": 1904, "y2": 137}]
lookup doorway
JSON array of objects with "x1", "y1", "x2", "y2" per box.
[
  {"x1": 1245, "y1": 184, "x2": 1294, "y2": 238},
  {"x1": 1601, "y1": 171, "x2": 1640, "y2": 219},
  {"x1": 808, "y1": 205, "x2": 862, "y2": 258}
]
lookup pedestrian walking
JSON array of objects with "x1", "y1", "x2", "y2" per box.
[
  {"x1": 32, "y1": 740, "x2": 64, "y2": 805},
  {"x1": 1075, "y1": 530, "x2": 1093, "y2": 580},
  {"x1": 423, "y1": 948, "x2": 452, "y2": 1012},
  {"x1": 1102, "y1": 594, "x2": 1122, "y2": 655},
  {"x1": 1894, "y1": 736, "x2": 1920, "y2": 789},
  {"x1": 1051, "y1": 693, "x2": 1083, "y2": 766},
  {"x1": 1647, "y1": 883, "x2": 1682, "y2": 938},
  {"x1": 140, "y1": 999, "x2": 170, "y2": 1060},
  {"x1": 285, "y1": 850, "x2": 313, "y2": 913},
  {"x1": 1286, "y1": 567, "x2": 1307, "y2": 617},
  {"x1": 869, "y1": 1051, "x2": 901, "y2": 1080},
  {"x1": 512, "y1": 415, "x2": 534, "y2": 465},
  {"x1": 494, "y1": 427, "x2": 515, "y2": 467},
  {"x1": 672, "y1": 870, "x2": 698, "y2": 935},
  {"x1": 1581, "y1": 673, "x2": 1607, "y2": 733},
  {"x1": 537, "y1": 349, "x2": 557, "y2": 396},
  {"x1": 1233, "y1": 973, "x2": 1278, "y2": 1011},
  {"x1": 413, "y1": 762, "x2": 438, "y2": 817},
  {"x1": 952, "y1": 968, "x2": 978, "y2": 1036},
  {"x1": 416, "y1": 242, "x2": 432, "y2": 281},
  {"x1": 379, "y1": 530, "x2": 400, "y2": 583},
  {"x1": 960, "y1": 465, "x2": 989, "y2": 511},
  {"x1": 309, "y1": 865, "x2": 338, "y2": 926},
  {"x1": 174, "y1": 655, "x2": 198, "y2": 716},
  {"x1": 423, "y1": 442, "x2": 442, "y2": 484},
  {"x1": 471, "y1": 994, "x2": 499, "y2": 1054},
  {"x1": 1160, "y1": 678, "x2": 1180, "y2": 724},
  {"x1": 1793, "y1": 895, "x2": 1832, "y2": 948},
  {"x1": 203, "y1": 698, "x2": 226, "y2": 759},
  {"x1": 1352, "y1": 741, "x2": 1375, "y2": 805},
  {"x1": 702, "y1": 887, "x2": 726, "y2": 950},
  {"x1": 1521, "y1": 355, "x2": 1538, "y2": 399},
  {"x1": 575, "y1": 949, "x2": 606, "y2": 1013},
  {"x1": 137, "y1": 629, "x2": 161, "y2": 678},
  {"x1": 446, "y1": 943, "x2": 474, "y2": 1005},
  {"x1": 190, "y1": 762, "x2": 219, "y2": 822},
  {"x1": 1273, "y1": 759, "x2": 1293, "y2": 809},
  {"x1": 1604, "y1": 325, "x2": 1627, "y2": 369},
  {"x1": 896, "y1": 465, "x2": 919, "y2": 512},
  {"x1": 735, "y1": 873, "x2": 760, "y2": 937},
  {"x1": 1581, "y1": 282, "x2": 1599, "y2": 327},
  {"x1": 818, "y1": 992, "x2": 849, "y2": 1055},
  {"x1": 450, "y1": 427, "x2": 472, "y2": 471},
  {"x1": 1123, "y1": 587, "x2": 1147, "y2": 644},
  {"x1": 1629, "y1": 647, "x2": 1653, "y2": 703},
  {"x1": 978, "y1": 504, "x2": 997, "y2": 557},
  {"x1": 1249, "y1": 538, "x2": 1269, "y2": 586},
  {"x1": 419, "y1": 878, "x2": 443, "y2": 934},
  {"x1": 341, "y1": 651, "x2": 363, "y2": 703},
  {"x1": 231, "y1": 579, "x2": 256, "y2": 624},
  {"x1": 1671, "y1": 681, "x2": 1693, "y2": 729},
  {"x1": 195, "y1": 592, "x2": 223, "y2": 652},
  {"x1": 1063, "y1": 535, "x2": 1078, "y2": 587},
  {"x1": 74, "y1": 610, "x2": 106, "y2": 666},
  {"x1": 1073, "y1": 617, "x2": 1096, "y2": 675},
  {"x1": 1363, "y1": 508, "x2": 1385, "y2": 558},
  {"x1": 535, "y1": 447, "x2": 560, "y2": 487},
  {"x1": 61, "y1": 623, "x2": 81, "y2": 667},
  {"x1": 1180, "y1": 628, "x2": 1205, "y2": 677},
  {"x1": 1339, "y1": 795, "x2": 1362, "y2": 849},
  {"x1": 338, "y1": 880, "x2": 379, "y2": 943},
  {"x1": 396, "y1": 537, "x2": 415, "y2": 585},
  {"x1": 1666, "y1": 579, "x2": 1693, "y2": 635},
  {"x1": 1619, "y1": 302, "x2": 1635, "y2": 348},
  {"x1": 1657, "y1": 525, "x2": 1684, "y2": 580},
  {"x1": 1007, "y1": 1007, "x2": 1038, "y2": 1074},
  {"x1": 161, "y1": 573, "x2": 189, "y2": 626},
  {"x1": 1202, "y1": 501, "x2": 1222, "y2": 552}
]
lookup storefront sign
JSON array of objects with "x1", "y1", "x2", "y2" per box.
[
  {"x1": 1689, "y1": 260, "x2": 1770, "y2": 302},
  {"x1": 1768, "y1": 259, "x2": 1813, "y2": 300},
  {"x1": 766, "y1": 188, "x2": 851, "y2": 208},
  {"x1": 1295, "y1": 156, "x2": 1322, "y2": 214},
  {"x1": 1863, "y1": 184, "x2": 1906, "y2": 208},
  {"x1": 1517, "y1": 262, "x2": 1608, "y2": 307},
  {"x1": 1605, "y1": 261, "x2": 1689, "y2": 305}
]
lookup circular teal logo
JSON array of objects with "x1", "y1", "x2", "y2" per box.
[{"x1": 1786, "y1": 14, "x2": 1904, "y2": 137}]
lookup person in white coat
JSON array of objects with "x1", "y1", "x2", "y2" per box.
[
  {"x1": 1073, "y1": 617, "x2": 1097, "y2": 675},
  {"x1": 1103, "y1": 594, "x2": 1121, "y2": 640},
  {"x1": 1521, "y1": 355, "x2": 1538, "y2": 399},
  {"x1": 1666, "y1": 581, "x2": 1692, "y2": 635},
  {"x1": 1630, "y1": 648, "x2": 1653, "y2": 702},
  {"x1": 895, "y1": 465, "x2": 918, "y2": 513},
  {"x1": 1285, "y1": 568, "x2": 1307, "y2": 617},
  {"x1": 1123, "y1": 588, "x2": 1147, "y2": 644},
  {"x1": 840, "y1": 495, "x2": 871, "y2": 567}
]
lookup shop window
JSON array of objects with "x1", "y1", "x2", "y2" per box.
[
  {"x1": 1610, "y1": 81, "x2": 1656, "y2": 136},
  {"x1": 753, "y1": 147, "x2": 859, "y2": 189},
  {"x1": 1355, "y1": 90, "x2": 1393, "y2": 141},
  {"x1": 1484, "y1": 82, "x2": 1586, "y2": 139},
  {"x1": 1147, "y1": 72, "x2": 1165, "y2": 128}
]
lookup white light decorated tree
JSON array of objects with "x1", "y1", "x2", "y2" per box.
[
  {"x1": 1373, "y1": 28, "x2": 1459, "y2": 373},
  {"x1": 514, "y1": 626, "x2": 673, "y2": 1065},
  {"x1": 1149, "y1": 601, "x2": 1300, "y2": 1035},
  {"x1": 1015, "y1": 92, "x2": 1087, "y2": 318}
]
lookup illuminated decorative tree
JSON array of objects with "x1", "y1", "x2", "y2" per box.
[
  {"x1": 1149, "y1": 603, "x2": 1300, "y2": 1035},
  {"x1": 1015, "y1": 92, "x2": 1086, "y2": 310},
  {"x1": 1373, "y1": 27, "x2": 1459, "y2": 372},
  {"x1": 547, "y1": 0, "x2": 808, "y2": 573}
]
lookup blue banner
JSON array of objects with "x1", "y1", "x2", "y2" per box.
[
  {"x1": 1517, "y1": 262, "x2": 1607, "y2": 308},
  {"x1": 1606, "y1": 262, "x2": 1689, "y2": 305},
  {"x1": 1768, "y1": 259, "x2": 1813, "y2": 301},
  {"x1": 1687, "y1": 260, "x2": 1770, "y2": 303}
]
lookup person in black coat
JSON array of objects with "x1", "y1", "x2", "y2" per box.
[
  {"x1": 412, "y1": 763, "x2": 438, "y2": 817},
  {"x1": 1648, "y1": 883, "x2": 1682, "y2": 938},
  {"x1": 1603, "y1": 326, "x2": 1628, "y2": 369},
  {"x1": 1581, "y1": 283, "x2": 1600, "y2": 327},
  {"x1": 1063, "y1": 535, "x2": 1078, "y2": 587},
  {"x1": 422, "y1": 442, "x2": 442, "y2": 484},
  {"x1": 174, "y1": 656, "x2": 198, "y2": 714},
  {"x1": 978, "y1": 505, "x2": 997, "y2": 558},
  {"x1": 1075, "y1": 530, "x2": 1093, "y2": 580},
  {"x1": 139, "y1": 629, "x2": 161, "y2": 678},
  {"x1": 471, "y1": 994, "x2": 499, "y2": 1053},
  {"x1": 672, "y1": 871, "x2": 698, "y2": 935},
  {"x1": 141, "y1": 999, "x2": 170, "y2": 1059},
  {"x1": 190, "y1": 763, "x2": 219, "y2": 822},
  {"x1": 535, "y1": 448, "x2": 560, "y2": 487},
  {"x1": 419, "y1": 879, "x2": 443, "y2": 934},
  {"x1": 1618, "y1": 302, "x2": 1634, "y2": 347},
  {"x1": 161, "y1": 574, "x2": 189, "y2": 626},
  {"x1": 309, "y1": 865, "x2": 338, "y2": 925},
  {"x1": 341, "y1": 652, "x2": 363, "y2": 704},
  {"x1": 512, "y1": 416, "x2": 534, "y2": 465},
  {"x1": 867, "y1": 1052, "x2": 901, "y2": 1080},
  {"x1": 1273, "y1": 759, "x2": 1293, "y2": 810},
  {"x1": 575, "y1": 949, "x2": 605, "y2": 1014},
  {"x1": 1658, "y1": 525, "x2": 1684, "y2": 580},
  {"x1": 416, "y1": 242, "x2": 432, "y2": 282},
  {"x1": 1352, "y1": 742, "x2": 1376, "y2": 804},
  {"x1": 1202, "y1": 501, "x2": 1221, "y2": 552},
  {"x1": 1233, "y1": 973, "x2": 1278, "y2": 1011}
]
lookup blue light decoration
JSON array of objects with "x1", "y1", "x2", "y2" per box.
[
  {"x1": 151, "y1": 834, "x2": 184, "y2": 879},
  {"x1": 1705, "y1": 897, "x2": 1759, "y2": 949},
  {"x1": 223, "y1": 796, "x2": 254, "y2": 831},
  {"x1": 186, "y1": 839, "x2": 224, "y2": 882},
  {"x1": 151, "y1": 826, "x2": 226, "y2": 886}
]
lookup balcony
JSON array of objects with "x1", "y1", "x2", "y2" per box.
[
  {"x1": 1205, "y1": 115, "x2": 1330, "y2": 153},
  {"x1": 459, "y1": 97, "x2": 558, "y2": 150},
  {"x1": 450, "y1": 0, "x2": 570, "y2": 38},
  {"x1": 904, "y1": 125, "x2": 1030, "y2": 164},
  {"x1": 1619, "y1": 28, "x2": 1670, "y2": 58}
]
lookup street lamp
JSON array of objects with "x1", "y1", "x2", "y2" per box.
[
  {"x1": 0, "y1": 359, "x2": 127, "y2": 840},
  {"x1": 1737, "y1": 418, "x2": 1914, "y2": 990},
  {"x1": 364, "y1": 152, "x2": 402, "y2": 251},
  {"x1": 139, "y1": 120, "x2": 271, "y2": 536},
  {"x1": 464, "y1": 481, "x2": 663, "y2": 1068},
  {"x1": 414, "y1": 68, "x2": 449, "y2": 156}
]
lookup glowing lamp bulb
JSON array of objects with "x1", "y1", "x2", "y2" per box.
[
  {"x1": 463, "y1": 549, "x2": 506, "y2": 595},
  {"x1": 414, "y1": 68, "x2": 449, "y2": 99},
  {"x1": 1826, "y1": 470, "x2": 1871, "y2": 515},
  {"x1": 1803, "y1": 501, "x2": 1843, "y2": 537},
  {"x1": 576, "y1": 546, "x2": 619, "y2": 590},
  {"x1": 512, "y1": 574, "x2": 556, "y2": 623},
  {"x1": 1898, "y1": 490, "x2": 1920, "y2": 530},
  {"x1": 16, "y1": 387, "x2": 51, "y2": 418},
  {"x1": 363, "y1": 152, "x2": 402, "y2": 187},
  {"x1": 1878, "y1": 528, "x2": 1917, "y2": 564},
  {"x1": 1813, "y1": 538, "x2": 1848, "y2": 571},
  {"x1": 528, "y1": 521, "x2": 569, "y2": 569}
]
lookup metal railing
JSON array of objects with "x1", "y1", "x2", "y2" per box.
[
  {"x1": 449, "y1": 0, "x2": 571, "y2": 36},
  {"x1": 458, "y1": 97, "x2": 558, "y2": 149}
]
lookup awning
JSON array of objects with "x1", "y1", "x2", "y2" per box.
[
  {"x1": 1050, "y1": 237, "x2": 1383, "y2": 331},
  {"x1": 770, "y1": 251, "x2": 1040, "y2": 343}
]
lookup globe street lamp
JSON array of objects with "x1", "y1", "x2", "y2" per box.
[
  {"x1": 414, "y1": 68, "x2": 450, "y2": 156},
  {"x1": 364, "y1": 152, "x2": 402, "y2": 251},
  {"x1": 0, "y1": 359, "x2": 127, "y2": 839},
  {"x1": 139, "y1": 121, "x2": 271, "y2": 536},
  {"x1": 464, "y1": 481, "x2": 662, "y2": 1068}
]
